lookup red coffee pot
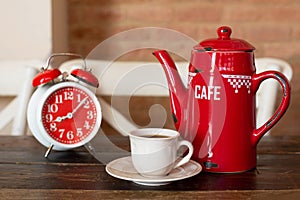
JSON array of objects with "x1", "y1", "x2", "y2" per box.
[{"x1": 153, "y1": 26, "x2": 291, "y2": 173}]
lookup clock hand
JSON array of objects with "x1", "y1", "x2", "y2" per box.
[
  {"x1": 54, "y1": 116, "x2": 63, "y2": 122},
  {"x1": 72, "y1": 96, "x2": 88, "y2": 115},
  {"x1": 54, "y1": 112, "x2": 73, "y2": 122},
  {"x1": 65, "y1": 112, "x2": 73, "y2": 119},
  {"x1": 53, "y1": 97, "x2": 88, "y2": 122}
]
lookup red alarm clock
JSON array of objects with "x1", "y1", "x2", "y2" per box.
[{"x1": 27, "y1": 53, "x2": 102, "y2": 157}]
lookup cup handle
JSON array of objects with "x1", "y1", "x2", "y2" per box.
[
  {"x1": 251, "y1": 70, "x2": 291, "y2": 145},
  {"x1": 174, "y1": 140, "x2": 194, "y2": 169}
]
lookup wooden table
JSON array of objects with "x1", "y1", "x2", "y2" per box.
[{"x1": 0, "y1": 135, "x2": 299, "y2": 199}]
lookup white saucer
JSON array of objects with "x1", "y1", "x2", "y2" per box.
[{"x1": 105, "y1": 156, "x2": 202, "y2": 186}]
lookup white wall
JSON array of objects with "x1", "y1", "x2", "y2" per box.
[{"x1": 0, "y1": 0, "x2": 52, "y2": 60}]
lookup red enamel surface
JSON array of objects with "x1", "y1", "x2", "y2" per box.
[
  {"x1": 32, "y1": 69, "x2": 62, "y2": 87},
  {"x1": 71, "y1": 69, "x2": 99, "y2": 88}
]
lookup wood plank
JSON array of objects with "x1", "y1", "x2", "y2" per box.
[
  {"x1": 3, "y1": 135, "x2": 300, "y2": 152},
  {"x1": 0, "y1": 154, "x2": 299, "y2": 191},
  {"x1": 1, "y1": 135, "x2": 300, "y2": 154},
  {"x1": 0, "y1": 135, "x2": 129, "y2": 152},
  {"x1": 0, "y1": 135, "x2": 129, "y2": 164},
  {"x1": 257, "y1": 136, "x2": 300, "y2": 154},
  {"x1": 1, "y1": 135, "x2": 299, "y2": 165},
  {"x1": 0, "y1": 189, "x2": 300, "y2": 200},
  {"x1": 0, "y1": 135, "x2": 299, "y2": 198}
]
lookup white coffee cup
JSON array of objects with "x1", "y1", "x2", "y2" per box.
[{"x1": 129, "y1": 128, "x2": 194, "y2": 177}]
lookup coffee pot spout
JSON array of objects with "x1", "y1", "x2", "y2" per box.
[{"x1": 152, "y1": 50, "x2": 188, "y2": 128}]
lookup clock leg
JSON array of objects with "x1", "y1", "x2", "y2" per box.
[{"x1": 44, "y1": 144, "x2": 54, "y2": 158}]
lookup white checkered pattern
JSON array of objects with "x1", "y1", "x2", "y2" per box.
[{"x1": 222, "y1": 74, "x2": 251, "y2": 94}]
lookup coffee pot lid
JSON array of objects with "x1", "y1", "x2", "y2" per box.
[{"x1": 196, "y1": 26, "x2": 255, "y2": 51}]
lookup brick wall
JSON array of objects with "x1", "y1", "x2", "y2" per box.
[{"x1": 67, "y1": 0, "x2": 300, "y2": 135}]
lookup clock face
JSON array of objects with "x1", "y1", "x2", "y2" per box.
[{"x1": 41, "y1": 86, "x2": 98, "y2": 144}]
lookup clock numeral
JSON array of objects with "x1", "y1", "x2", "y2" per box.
[
  {"x1": 84, "y1": 121, "x2": 90, "y2": 130},
  {"x1": 55, "y1": 91, "x2": 75, "y2": 104},
  {"x1": 45, "y1": 114, "x2": 53, "y2": 123},
  {"x1": 50, "y1": 123, "x2": 57, "y2": 132},
  {"x1": 47, "y1": 104, "x2": 58, "y2": 113},
  {"x1": 59, "y1": 129, "x2": 74, "y2": 140},
  {"x1": 66, "y1": 131, "x2": 74, "y2": 140},
  {"x1": 77, "y1": 94, "x2": 81, "y2": 102},
  {"x1": 87, "y1": 110, "x2": 93, "y2": 119},
  {"x1": 64, "y1": 91, "x2": 73, "y2": 100},
  {"x1": 55, "y1": 95, "x2": 63, "y2": 104},
  {"x1": 83, "y1": 100, "x2": 90, "y2": 109},
  {"x1": 59, "y1": 129, "x2": 65, "y2": 138},
  {"x1": 76, "y1": 128, "x2": 83, "y2": 137}
]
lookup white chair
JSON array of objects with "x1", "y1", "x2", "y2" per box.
[
  {"x1": 60, "y1": 57, "x2": 292, "y2": 136},
  {"x1": 255, "y1": 58, "x2": 292, "y2": 134},
  {"x1": 0, "y1": 61, "x2": 40, "y2": 135}
]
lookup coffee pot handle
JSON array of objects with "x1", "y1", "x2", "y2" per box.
[{"x1": 251, "y1": 71, "x2": 291, "y2": 145}]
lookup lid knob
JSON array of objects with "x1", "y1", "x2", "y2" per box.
[{"x1": 217, "y1": 26, "x2": 232, "y2": 39}]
